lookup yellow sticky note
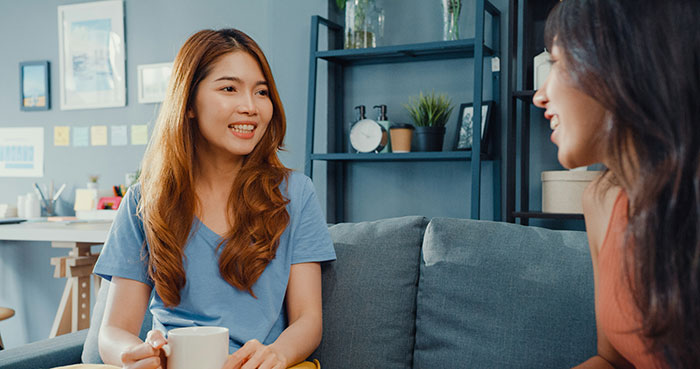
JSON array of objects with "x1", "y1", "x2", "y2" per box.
[
  {"x1": 131, "y1": 125, "x2": 148, "y2": 145},
  {"x1": 54, "y1": 126, "x2": 70, "y2": 146},
  {"x1": 91, "y1": 125, "x2": 108, "y2": 146}
]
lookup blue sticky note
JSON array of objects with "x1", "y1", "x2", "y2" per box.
[
  {"x1": 111, "y1": 125, "x2": 128, "y2": 146},
  {"x1": 73, "y1": 126, "x2": 89, "y2": 147}
]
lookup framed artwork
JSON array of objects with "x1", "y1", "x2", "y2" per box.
[
  {"x1": 454, "y1": 101, "x2": 494, "y2": 151},
  {"x1": 57, "y1": 0, "x2": 125, "y2": 110},
  {"x1": 137, "y1": 62, "x2": 173, "y2": 104},
  {"x1": 20, "y1": 61, "x2": 50, "y2": 111}
]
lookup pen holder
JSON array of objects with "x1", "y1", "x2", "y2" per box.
[{"x1": 42, "y1": 199, "x2": 57, "y2": 217}]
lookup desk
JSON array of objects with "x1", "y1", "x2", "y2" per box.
[{"x1": 0, "y1": 221, "x2": 110, "y2": 337}]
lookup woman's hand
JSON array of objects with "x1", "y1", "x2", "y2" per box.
[
  {"x1": 223, "y1": 339, "x2": 288, "y2": 369},
  {"x1": 119, "y1": 330, "x2": 168, "y2": 369}
]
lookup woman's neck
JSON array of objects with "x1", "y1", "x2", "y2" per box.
[{"x1": 194, "y1": 146, "x2": 244, "y2": 194}]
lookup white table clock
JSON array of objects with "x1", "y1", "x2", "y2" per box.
[{"x1": 350, "y1": 118, "x2": 387, "y2": 153}]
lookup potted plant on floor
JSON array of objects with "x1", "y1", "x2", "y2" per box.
[{"x1": 403, "y1": 91, "x2": 454, "y2": 151}]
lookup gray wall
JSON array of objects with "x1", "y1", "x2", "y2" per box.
[
  {"x1": 0, "y1": 0, "x2": 572, "y2": 349},
  {"x1": 0, "y1": 0, "x2": 326, "y2": 347}
]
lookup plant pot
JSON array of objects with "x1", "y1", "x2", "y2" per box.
[{"x1": 414, "y1": 126, "x2": 446, "y2": 151}]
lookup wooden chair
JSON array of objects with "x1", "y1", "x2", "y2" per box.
[{"x1": 0, "y1": 306, "x2": 15, "y2": 350}]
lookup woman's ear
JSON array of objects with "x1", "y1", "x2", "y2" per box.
[{"x1": 187, "y1": 109, "x2": 195, "y2": 119}]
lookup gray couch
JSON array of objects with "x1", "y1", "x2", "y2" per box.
[{"x1": 0, "y1": 216, "x2": 596, "y2": 368}]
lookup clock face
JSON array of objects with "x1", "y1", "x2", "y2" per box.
[{"x1": 350, "y1": 119, "x2": 383, "y2": 152}]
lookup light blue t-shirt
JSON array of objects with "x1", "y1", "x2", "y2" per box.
[{"x1": 93, "y1": 171, "x2": 336, "y2": 352}]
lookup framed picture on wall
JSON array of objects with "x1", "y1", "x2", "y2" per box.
[
  {"x1": 57, "y1": 0, "x2": 125, "y2": 110},
  {"x1": 454, "y1": 101, "x2": 494, "y2": 151},
  {"x1": 137, "y1": 62, "x2": 173, "y2": 104},
  {"x1": 19, "y1": 61, "x2": 50, "y2": 111}
]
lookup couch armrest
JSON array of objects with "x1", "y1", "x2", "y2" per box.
[{"x1": 0, "y1": 329, "x2": 88, "y2": 369}]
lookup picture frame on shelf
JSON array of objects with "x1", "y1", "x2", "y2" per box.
[
  {"x1": 19, "y1": 61, "x2": 50, "y2": 111},
  {"x1": 57, "y1": 0, "x2": 125, "y2": 110},
  {"x1": 454, "y1": 101, "x2": 493, "y2": 151},
  {"x1": 137, "y1": 62, "x2": 173, "y2": 104}
]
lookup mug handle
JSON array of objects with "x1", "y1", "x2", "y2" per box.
[{"x1": 161, "y1": 343, "x2": 172, "y2": 357}]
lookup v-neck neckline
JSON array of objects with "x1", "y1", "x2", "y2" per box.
[{"x1": 194, "y1": 217, "x2": 225, "y2": 244}]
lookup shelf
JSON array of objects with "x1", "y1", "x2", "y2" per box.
[
  {"x1": 310, "y1": 151, "x2": 490, "y2": 162},
  {"x1": 513, "y1": 90, "x2": 536, "y2": 100},
  {"x1": 315, "y1": 39, "x2": 496, "y2": 66},
  {"x1": 513, "y1": 211, "x2": 584, "y2": 220}
]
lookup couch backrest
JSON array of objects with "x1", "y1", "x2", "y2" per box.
[
  {"x1": 412, "y1": 218, "x2": 596, "y2": 368},
  {"x1": 309, "y1": 216, "x2": 429, "y2": 369}
]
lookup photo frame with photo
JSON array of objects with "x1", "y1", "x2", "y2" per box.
[
  {"x1": 57, "y1": 0, "x2": 125, "y2": 110},
  {"x1": 20, "y1": 61, "x2": 50, "y2": 111},
  {"x1": 137, "y1": 62, "x2": 173, "y2": 104},
  {"x1": 454, "y1": 101, "x2": 494, "y2": 151}
]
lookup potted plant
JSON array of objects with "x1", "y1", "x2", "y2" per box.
[
  {"x1": 87, "y1": 175, "x2": 99, "y2": 190},
  {"x1": 403, "y1": 91, "x2": 454, "y2": 151}
]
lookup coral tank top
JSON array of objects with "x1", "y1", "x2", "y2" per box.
[{"x1": 596, "y1": 190, "x2": 662, "y2": 368}]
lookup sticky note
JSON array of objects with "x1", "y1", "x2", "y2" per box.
[
  {"x1": 73, "y1": 126, "x2": 89, "y2": 147},
  {"x1": 111, "y1": 125, "x2": 127, "y2": 146},
  {"x1": 131, "y1": 125, "x2": 148, "y2": 145},
  {"x1": 91, "y1": 125, "x2": 108, "y2": 146},
  {"x1": 54, "y1": 126, "x2": 70, "y2": 146},
  {"x1": 74, "y1": 188, "x2": 98, "y2": 211}
]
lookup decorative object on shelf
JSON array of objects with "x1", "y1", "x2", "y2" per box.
[
  {"x1": 137, "y1": 62, "x2": 173, "y2": 104},
  {"x1": 57, "y1": 0, "x2": 126, "y2": 110},
  {"x1": 342, "y1": 0, "x2": 384, "y2": 49},
  {"x1": 373, "y1": 104, "x2": 392, "y2": 153},
  {"x1": 404, "y1": 91, "x2": 454, "y2": 152},
  {"x1": 454, "y1": 101, "x2": 493, "y2": 151},
  {"x1": 19, "y1": 61, "x2": 50, "y2": 111},
  {"x1": 389, "y1": 123, "x2": 415, "y2": 153},
  {"x1": 533, "y1": 49, "x2": 551, "y2": 90},
  {"x1": 87, "y1": 175, "x2": 100, "y2": 190},
  {"x1": 441, "y1": 0, "x2": 462, "y2": 41},
  {"x1": 541, "y1": 170, "x2": 601, "y2": 213},
  {"x1": 350, "y1": 105, "x2": 387, "y2": 153}
]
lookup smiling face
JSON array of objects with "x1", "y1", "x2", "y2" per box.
[
  {"x1": 533, "y1": 45, "x2": 608, "y2": 169},
  {"x1": 191, "y1": 51, "x2": 273, "y2": 161}
]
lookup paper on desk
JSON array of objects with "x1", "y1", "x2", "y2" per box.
[
  {"x1": 111, "y1": 125, "x2": 127, "y2": 146},
  {"x1": 54, "y1": 126, "x2": 70, "y2": 146},
  {"x1": 73, "y1": 126, "x2": 89, "y2": 147},
  {"x1": 0, "y1": 127, "x2": 44, "y2": 177},
  {"x1": 91, "y1": 125, "x2": 108, "y2": 146},
  {"x1": 131, "y1": 124, "x2": 148, "y2": 145}
]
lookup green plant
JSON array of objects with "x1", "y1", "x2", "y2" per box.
[
  {"x1": 336, "y1": 0, "x2": 345, "y2": 10},
  {"x1": 403, "y1": 91, "x2": 454, "y2": 127},
  {"x1": 88, "y1": 175, "x2": 100, "y2": 183}
]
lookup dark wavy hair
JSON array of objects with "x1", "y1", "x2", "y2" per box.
[
  {"x1": 545, "y1": 1, "x2": 700, "y2": 367},
  {"x1": 138, "y1": 28, "x2": 290, "y2": 306}
]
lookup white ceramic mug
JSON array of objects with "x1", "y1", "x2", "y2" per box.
[{"x1": 162, "y1": 326, "x2": 229, "y2": 369}]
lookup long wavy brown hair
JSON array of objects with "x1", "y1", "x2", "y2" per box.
[
  {"x1": 546, "y1": 1, "x2": 700, "y2": 367},
  {"x1": 138, "y1": 29, "x2": 290, "y2": 307}
]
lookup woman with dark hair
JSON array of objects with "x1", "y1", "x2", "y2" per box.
[
  {"x1": 533, "y1": 0, "x2": 699, "y2": 367},
  {"x1": 93, "y1": 28, "x2": 335, "y2": 369}
]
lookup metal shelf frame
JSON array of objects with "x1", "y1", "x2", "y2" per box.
[{"x1": 305, "y1": 1, "x2": 501, "y2": 222}]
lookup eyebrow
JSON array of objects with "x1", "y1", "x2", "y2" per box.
[{"x1": 213, "y1": 76, "x2": 267, "y2": 86}]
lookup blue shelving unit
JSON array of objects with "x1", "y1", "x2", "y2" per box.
[{"x1": 305, "y1": 0, "x2": 501, "y2": 222}]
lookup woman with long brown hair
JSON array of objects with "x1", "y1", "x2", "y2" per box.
[
  {"x1": 534, "y1": 0, "x2": 699, "y2": 367},
  {"x1": 93, "y1": 28, "x2": 335, "y2": 369}
]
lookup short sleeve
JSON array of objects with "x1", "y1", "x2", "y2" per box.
[
  {"x1": 291, "y1": 176, "x2": 336, "y2": 264},
  {"x1": 93, "y1": 184, "x2": 153, "y2": 286}
]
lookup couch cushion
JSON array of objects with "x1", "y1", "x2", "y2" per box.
[
  {"x1": 413, "y1": 218, "x2": 596, "y2": 368},
  {"x1": 310, "y1": 216, "x2": 428, "y2": 369},
  {"x1": 81, "y1": 280, "x2": 153, "y2": 364}
]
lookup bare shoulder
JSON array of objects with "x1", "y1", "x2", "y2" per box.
[{"x1": 583, "y1": 172, "x2": 622, "y2": 255}]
